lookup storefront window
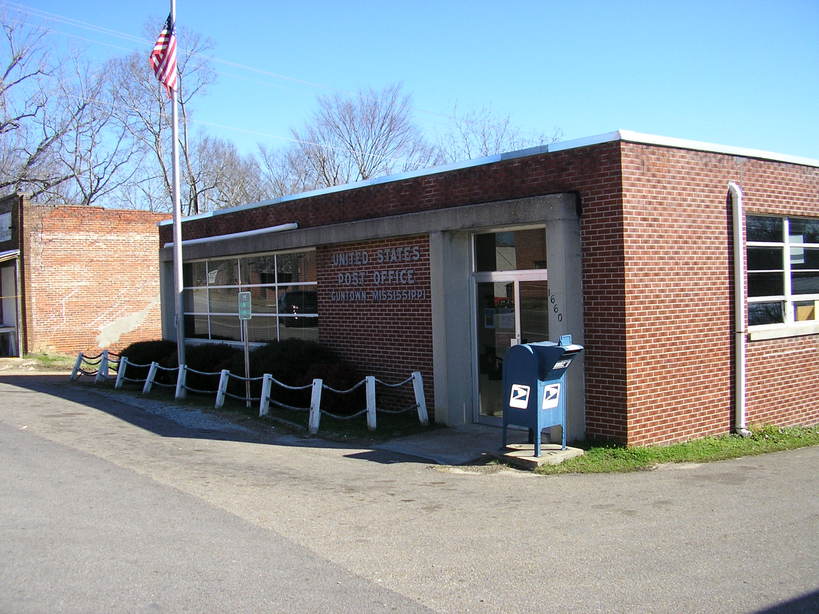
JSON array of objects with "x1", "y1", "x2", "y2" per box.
[
  {"x1": 182, "y1": 249, "x2": 317, "y2": 344},
  {"x1": 241, "y1": 255, "x2": 276, "y2": 286},
  {"x1": 474, "y1": 229, "x2": 547, "y2": 272}
]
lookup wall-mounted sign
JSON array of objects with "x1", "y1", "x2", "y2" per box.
[{"x1": 329, "y1": 242, "x2": 427, "y2": 303}]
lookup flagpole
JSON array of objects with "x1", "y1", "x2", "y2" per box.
[{"x1": 169, "y1": 0, "x2": 186, "y2": 377}]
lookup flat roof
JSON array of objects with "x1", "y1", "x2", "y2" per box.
[{"x1": 159, "y1": 130, "x2": 819, "y2": 226}]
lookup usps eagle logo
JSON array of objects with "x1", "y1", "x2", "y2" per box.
[{"x1": 509, "y1": 384, "x2": 530, "y2": 409}]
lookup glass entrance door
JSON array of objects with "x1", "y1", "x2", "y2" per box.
[{"x1": 473, "y1": 273, "x2": 550, "y2": 422}]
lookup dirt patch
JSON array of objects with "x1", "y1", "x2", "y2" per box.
[{"x1": 0, "y1": 358, "x2": 73, "y2": 375}]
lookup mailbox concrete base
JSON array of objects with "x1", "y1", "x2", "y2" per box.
[{"x1": 499, "y1": 443, "x2": 585, "y2": 470}]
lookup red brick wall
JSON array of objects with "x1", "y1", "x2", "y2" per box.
[
  {"x1": 21, "y1": 201, "x2": 166, "y2": 354},
  {"x1": 317, "y1": 236, "x2": 434, "y2": 417},
  {"x1": 739, "y1": 158, "x2": 819, "y2": 431},
  {"x1": 160, "y1": 140, "x2": 817, "y2": 443},
  {"x1": 163, "y1": 142, "x2": 628, "y2": 438},
  {"x1": 620, "y1": 143, "x2": 819, "y2": 445}
]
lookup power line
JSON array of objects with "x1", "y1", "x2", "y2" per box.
[
  {"x1": 2, "y1": 0, "x2": 463, "y2": 164},
  {"x1": 2, "y1": 1, "x2": 342, "y2": 93},
  {"x1": 2, "y1": 0, "x2": 457, "y2": 124}
]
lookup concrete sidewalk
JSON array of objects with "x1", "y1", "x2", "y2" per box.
[
  {"x1": 374, "y1": 423, "x2": 521, "y2": 465},
  {"x1": 374, "y1": 423, "x2": 584, "y2": 468}
]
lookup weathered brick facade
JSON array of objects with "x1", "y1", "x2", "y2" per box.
[
  {"x1": 159, "y1": 133, "x2": 818, "y2": 445},
  {"x1": 0, "y1": 193, "x2": 165, "y2": 355},
  {"x1": 317, "y1": 236, "x2": 433, "y2": 411}
]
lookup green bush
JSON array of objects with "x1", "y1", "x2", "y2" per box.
[
  {"x1": 177, "y1": 343, "x2": 241, "y2": 393},
  {"x1": 120, "y1": 340, "x2": 177, "y2": 366},
  {"x1": 119, "y1": 340, "x2": 177, "y2": 380},
  {"x1": 224, "y1": 339, "x2": 364, "y2": 412},
  {"x1": 119, "y1": 338, "x2": 365, "y2": 412}
]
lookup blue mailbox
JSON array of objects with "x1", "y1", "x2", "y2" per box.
[{"x1": 501, "y1": 335, "x2": 584, "y2": 456}]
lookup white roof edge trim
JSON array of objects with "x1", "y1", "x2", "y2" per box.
[
  {"x1": 0, "y1": 248, "x2": 20, "y2": 262},
  {"x1": 158, "y1": 130, "x2": 819, "y2": 226},
  {"x1": 616, "y1": 130, "x2": 819, "y2": 168},
  {"x1": 163, "y1": 222, "x2": 298, "y2": 248}
]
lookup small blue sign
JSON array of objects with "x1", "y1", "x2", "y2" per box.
[{"x1": 238, "y1": 291, "x2": 252, "y2": 320}]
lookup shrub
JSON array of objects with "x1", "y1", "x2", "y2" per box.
[
  {"x1": 120, "y1": 339, "x2": 177, "y2": 366},
  {"x1": 120, "y1": 338, "x2": 365, "y2": 412},
  {"x1": 223, "y1": 339, "x2": 364, "y2": 412},
  {"x1": 119, "y1": 340, "x2": 177, "y2": 380},
  {"x1": 179, "y1": 343, "x2": 241, "y2": 393}
]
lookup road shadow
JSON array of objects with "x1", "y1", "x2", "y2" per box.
[
  {"x1": 754, "y1": 590, "x2": 819, "y2": 614},
  {"x1": 0, "y1": 373, "x2": 438, "y2": 466}
]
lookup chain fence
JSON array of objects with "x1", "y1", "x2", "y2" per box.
[{"x1": 72, "y1": 350, "x2": 429, "y2": 433}]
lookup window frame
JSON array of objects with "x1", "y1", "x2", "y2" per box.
[
  {"x1": 182, "y1": 248, "x2": 317, "y2": 344},
  {"x1": 746, "y1": 215, "x2": 819, "y2": 340}
]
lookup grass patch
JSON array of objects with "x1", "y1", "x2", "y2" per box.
[
  {"x1": 24, "y1": 352, "x2": 76, "y2": 370},
  {"x1": 535, "y1": 424, "x2": 819, "y2": 475}
]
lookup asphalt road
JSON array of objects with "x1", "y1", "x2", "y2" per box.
[{"x1": 1, "y1": 374, "x2": 817, "y2": 613}]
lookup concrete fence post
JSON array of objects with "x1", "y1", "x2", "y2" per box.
[
  {"x1": 259, "y1": 373, "x2": 272, "y2": 417},
  {"x1": 70, "y1": 353, "x2": 83, "y2": 380},
  {"x1": 175, "y1": 364, "x2": 187, "y2": 400},
  {"x1": 308, "y1": 378, "x2": 323, "y2": 434},
  {"x1": 412, "y1": 371, "x2": 429, "y2": 425},
  {"x1": 95, "y1": 350, "x2": 109, "y2": 384},
  {"x1": 143, "y1": 362, "x2": 158, "y2": 394},
  {"x1": 214, "y1": 369, "x2": 230, "y2": 409},
  {"x1": 366, "y1": 376, "x2": 377, "y2": 431},
  {"x1": 114, "y1": 357, "x2": 128, "y2": 389}
]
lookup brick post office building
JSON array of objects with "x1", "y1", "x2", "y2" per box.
[
  {"x1": 157, "y1": 131, "x2": 818, "y2": 446},
  {"x1": 0, "y1": 193, "x2": 166, "y2": 357}
]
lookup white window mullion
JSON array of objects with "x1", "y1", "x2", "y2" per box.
[
  {"x1": 782, "y1": 218, "x2": 794, "y2": 324},
  {"x1": 513, "y1": 280, "x2": 521, "y2": 345}
]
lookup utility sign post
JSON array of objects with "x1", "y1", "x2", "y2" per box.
[
  {"x1": 238, "y1": 292, "x2": 252, "y2": 321},
  {"x1": 238, "y1": 292, "x2": 252, "y2": 407}
]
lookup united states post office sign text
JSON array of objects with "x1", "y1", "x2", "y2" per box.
[{"x1": 329, "y1": 245, "x2": 427, "y2": 303}]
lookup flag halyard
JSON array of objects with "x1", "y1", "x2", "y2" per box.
[{"x1": 150, "y1": 14, "x2": 178, "y2": 99}]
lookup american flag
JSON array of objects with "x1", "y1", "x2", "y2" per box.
[{"x1": 149, "y1": 14, "x2": 177, "y2": 99}]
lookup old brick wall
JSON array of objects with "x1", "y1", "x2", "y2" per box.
[
  {"x1": 620, "y1": 143, "x2": 819, "y2": 445},
  {"x1": 21, "y1": 202, "x2": 166, "y2": 354},
  {"x1": 317, "y1": 236, "x2": 434, "y2": 417}
]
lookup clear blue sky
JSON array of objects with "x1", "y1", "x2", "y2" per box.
[{"x1": 6, "y1": 0, "x2": 819, "y2": 160}]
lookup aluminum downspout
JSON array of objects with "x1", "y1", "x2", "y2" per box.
[{"x1": 729, "y1": 182, "x2": 750, "y2": 436}]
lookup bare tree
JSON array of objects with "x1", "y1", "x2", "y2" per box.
[
  {"x1": 281, "y1": 83, "x2": 440, "y2": 191},
  {"x1": 0, "y1": 16, "x2": 69, "y2": 197},
  {"x1": 258, "y1": 86, "x2": 556, "y2": 198},
  {"x1": 108, "y1": 23, "x2": 216, "y2": 214},
  {"x1": 257, "y1": 143, "x2": 316, "y2": 198},
  {"x1": 41, "y1": 58, "x2": 144, "y2": 205},
  {"x1": 436, "y1": 105, "x2": 562, "y2": 162},
  {"x1": 190, "y1": 136, "x2": 266, "y2": 209}
]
